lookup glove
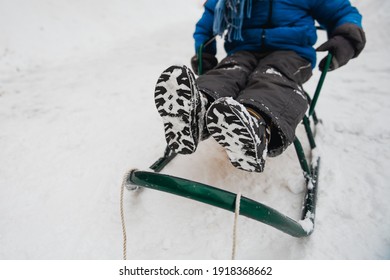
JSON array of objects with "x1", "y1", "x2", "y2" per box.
[
  {"x1": 317, "y1": 35, "x2": 355, "y2": 71},
  {"x1": 317, "y1": 23, "x2": 366, "y2": 71},
  {"x1": 191, "y1": 52, "x2": 218, "y2": 75}
]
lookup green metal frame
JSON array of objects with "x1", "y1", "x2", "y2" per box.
[
  {"x1": 125, "y1": 38, "x2": 332, "y2": 237},
  {"x1": 127, "y1": 169, "x2": 317, "y2": 237},
  {"x1": 197, "y1": 37, "x2": 216, "y2": 76}
]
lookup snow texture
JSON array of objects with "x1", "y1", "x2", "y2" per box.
[{"x1": 0, "y1": 0, "x2": 389, "y2": 260}]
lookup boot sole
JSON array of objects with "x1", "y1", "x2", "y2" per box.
[
  {"x1": 154, "y1": 65, "x2": 199, "y2": 154},
  {"x1": 206, "y1": 98, "x2": 265, "y2": 172}
]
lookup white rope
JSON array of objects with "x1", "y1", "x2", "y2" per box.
[
  {"x1": 120, "y1": 172, "x2": 130, "y2": 260},
  {"x1": 120, "y1": 169, "x2": 242, "y2": 260},
  {"x1": 120, "y1": 169, "x2": 140, "y2": 260},
  {"x1": 231, "y1": 192, "x2": 242, "y2": 260}
]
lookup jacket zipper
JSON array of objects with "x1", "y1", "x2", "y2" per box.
[
  {"x1": 267, "y1": 0, "x2": 274, "y2": 28},
  {"x1": 261, "y1": 0, "x2": 274, "y2": 46}
]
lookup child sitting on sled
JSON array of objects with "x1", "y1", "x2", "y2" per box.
[{"x1": 154, "y1": 0, "x2": 366, "y2": 172}]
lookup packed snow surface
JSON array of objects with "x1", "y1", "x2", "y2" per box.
[{"x1": 0, "y1": 0, "x2": 389, "y2": 259}]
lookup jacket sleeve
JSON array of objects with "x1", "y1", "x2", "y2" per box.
[
  {"x1": 193, "y1": 0, "x2": 218, "y2": 55},
  {"x1": 310, "y1": 0, "x2": 363, "y2": 32},
  {"x1": 311, "y1": 0, "x2": 365, "y2": 58}
]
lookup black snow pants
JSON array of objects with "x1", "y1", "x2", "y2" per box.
[{"x1": 197, "y1": 50, "x2": 312, "y2": 157}]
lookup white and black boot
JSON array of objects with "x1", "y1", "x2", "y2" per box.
[
  {"x1": 206, "y1": 97, "x2": 269, "y2": 172},
  {"x1": 154, "y1": 65, "x2": 208, "y2": 154}
]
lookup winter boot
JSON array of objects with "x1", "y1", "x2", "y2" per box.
[
  {"x1": 154, "y1": 65, "x2": 209, "y2": 154},
  {"x1": 206, "y1": 97, "x2": 269, "y2": 172}
]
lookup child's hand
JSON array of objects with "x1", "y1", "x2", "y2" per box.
[
  {"x1": 316, "y1": 35, "x2": 355, "y2": 71},
  {"x1": 316, "y1": 23, "x2": 366, "y2": 71},
  {"x1": 191, "y1": 53, "x2": 218, "y2": 75}
]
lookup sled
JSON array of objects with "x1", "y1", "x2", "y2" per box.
[{"x1": 124, "y1": 38, "x2": 332, "y2": 237}]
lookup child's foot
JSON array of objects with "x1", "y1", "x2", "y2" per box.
[
  {"x1": 154, "y1": 65, "x2": 208, "y2": 154},
  {"x1": 206, "y1": 97, "x2": 269, "y2": 172}
]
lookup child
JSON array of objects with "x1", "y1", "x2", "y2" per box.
[{"x1": 154, "y1": 0, "x2": 366, "y2": 172}]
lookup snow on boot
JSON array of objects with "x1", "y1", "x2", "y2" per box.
[
  {"x1": 154, "y1": 65, "x2": 208, "y2": 154},
  {"x1": 206, "y1": 97, "x2": 269, "y2": 172}
]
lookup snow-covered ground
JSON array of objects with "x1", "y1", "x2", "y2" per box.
[{"x1": 0, "y1": 0, "x2": 389, "y2": 260}]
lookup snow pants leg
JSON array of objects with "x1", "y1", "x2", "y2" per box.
[{"x1": 197, "y1": 50, "x2": 312, "y2": 157}]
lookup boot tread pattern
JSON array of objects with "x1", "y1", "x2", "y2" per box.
[
  {"x1": 155, "y1": 65, "x2": 200, "y2": 154},
  {"x1": 206, "y1": 98, "x2": 266, "y2": 172}
]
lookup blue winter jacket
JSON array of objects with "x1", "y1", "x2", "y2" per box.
[{"x1": 194, "y1": 0, "x2": 363, "y2": 67}]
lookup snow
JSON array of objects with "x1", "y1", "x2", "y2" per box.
[
  {"x1": 0, "y1": 0, "x2": 389, "y2": 260},
  {"x1": 265, "y1": 68, "x2": 283, "y2": 77},
  {"x1": 298, "y1": 211, "x2": 315, "y2": 234}
]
